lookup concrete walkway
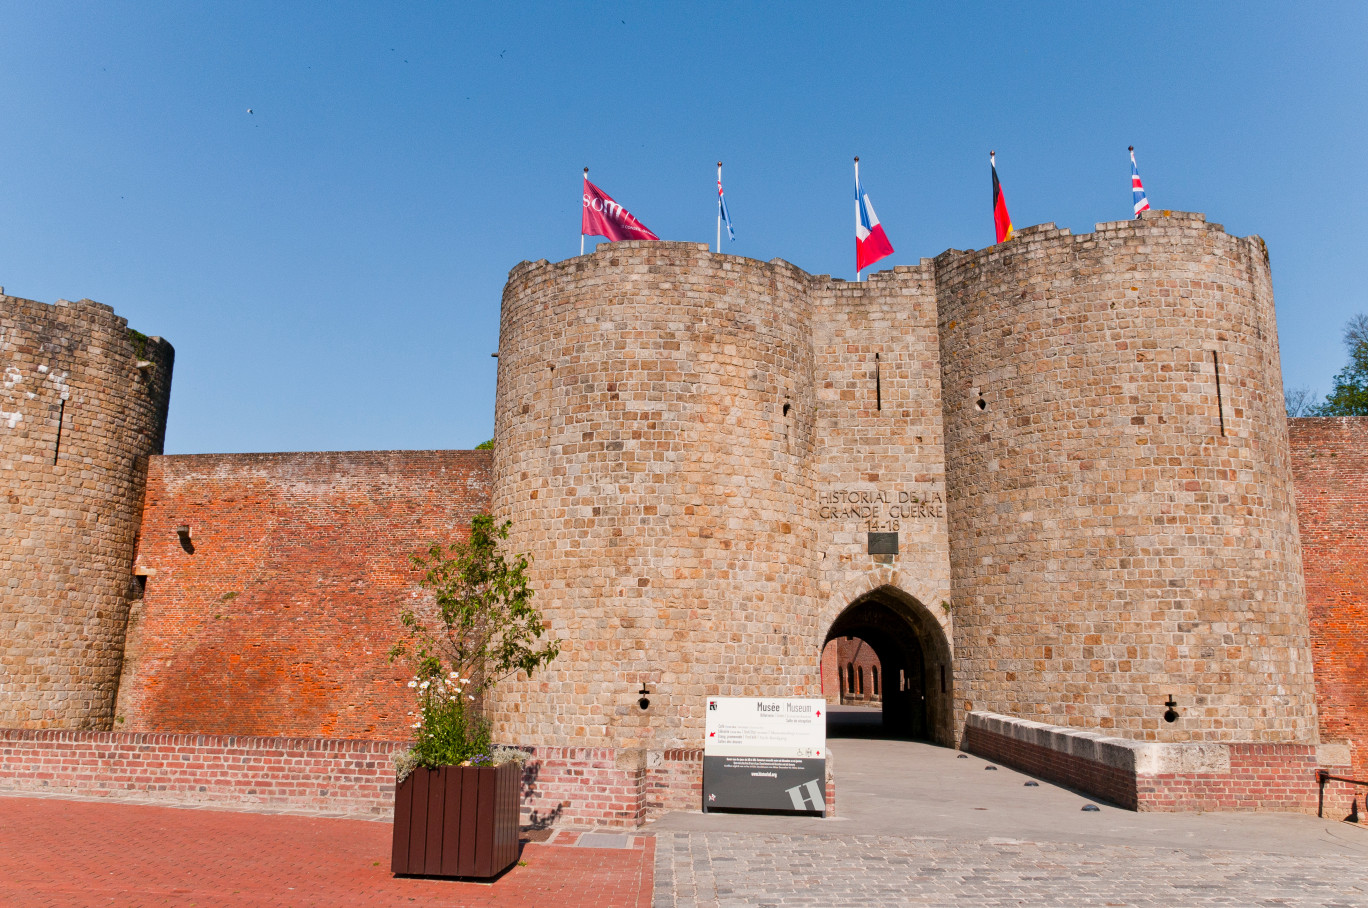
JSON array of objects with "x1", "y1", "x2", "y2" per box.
[{"x1": 648, "y1": 708, "x2": 1368, "y2": 906}]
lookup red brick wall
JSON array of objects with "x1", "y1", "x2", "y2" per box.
[
  {"x1": 645, "y1": 749, "x2": 703, "y2": 818},
  {"x1": 0, "y1": 728, "x2": 403, "y2": 817},
  {"x1": 0, "y1": 730, "x2": 719, "y2": 828},
  {"x1": 116, "y1": 451, "x2": 492, "y2": 740},
  {"x1": 1289, "y1": 417, "x2": 1368, "y2": 783},
  {"x1": 962, "y1": 723, "x2": 1137, "y2": 809},
  {"x1": 1135, "y1": 744, "x2": 1319, "y2": 812},
  {"x1": 819, "y1": 637, "x2": 885, "y2": 705},
  {"x1": 519, "y1": 747, "x2": 650, "y2": 827}
]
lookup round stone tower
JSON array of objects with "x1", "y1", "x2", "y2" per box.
[
  {"x1": 936, "y1": 212, "x2": 1317, "y2": 744},
  {"x1": 490, "y1": 242, "x2": 818, "y2": 752},
  {"x1": 1, "y1": 293, "x2": 173, "y2": 729}
]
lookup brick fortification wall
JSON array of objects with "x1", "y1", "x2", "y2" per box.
[
  {"x1": 937, "y1": 212, "x2": 1317, "y2": 747},
  {"x1": 1, "y1": 292, "x2": 173, "y2": 729},
  {"x1": 1288, "y1": 417, "x2": 1368, "y2": 788},
  {"x1": 115, "y1": 450, "x2": 492, "y2": 739},
  {"x1": 490, "y1": 243, "x2": 821, "y2": 756},
  {"x1": 7, "y1": 214, "x2": 1342, "y2": 823}
]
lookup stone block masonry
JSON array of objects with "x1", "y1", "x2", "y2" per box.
[
  {"x1": 491, "y1": 244, "x2": 822, "y2": 756},
  {"x1": 1, "y1": 292, "x2": 173, "y2": 729},
  {"x1": 116, "y1": 450, "x2": 492, "y2": 740},
  {"x1": 938, "y1": 214, "x2": 1316, "y2": 746}
]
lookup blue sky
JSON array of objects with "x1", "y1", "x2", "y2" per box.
[{"x1": 2, "y1": 3, "x2": 1363, "y2": 453}]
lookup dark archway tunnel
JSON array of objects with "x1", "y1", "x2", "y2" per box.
[{"x1": 822, "y1": 586, "x2": 954, "y2": 747}]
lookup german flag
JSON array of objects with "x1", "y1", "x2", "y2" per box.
[{"x1": 991, "y1": 151, "x2": 1013, "y2": 243}]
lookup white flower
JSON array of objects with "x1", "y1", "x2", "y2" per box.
[
  {"x1": 460, "y1": 677, "x2": 470, "y2": 684},
  {"x1": 420, "y1": 681, "x2": 430, "y2": 690},
  {"x1": 468, "y1": 695, "x2": 475, "y2": 701},
  {"x1": 411, "y1": 723, "x2": 420, "y2": 729},
  {"x1": 407, "y1": 681, "x2": 417, "y2": 688},
  {"x1": 449, "y1": 671, "x2": 458, "y2": 679}
]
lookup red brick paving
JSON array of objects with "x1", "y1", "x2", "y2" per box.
[{"x1": 0, "y1": 796, "x2": 653, "y2": 907}]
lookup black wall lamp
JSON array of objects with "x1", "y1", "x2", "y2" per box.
[{"x1": 638, "y1": 684, "x2": 651, "y2": 711}]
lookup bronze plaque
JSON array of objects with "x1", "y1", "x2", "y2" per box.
[{"x1": 867, "y1": 532, "x2": 898, "y2": 555}]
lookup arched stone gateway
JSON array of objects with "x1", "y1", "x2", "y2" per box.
[{"x1": 824, "y1": 586, "x2": 953, "y2": 747}]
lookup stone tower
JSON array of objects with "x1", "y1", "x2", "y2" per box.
[
  {"x1": 490, "y1": 243, "x2": 821, "y2": 753},
  {"x1": 1, "y1": 292, "x2": 173, "y2": 728},
  {"x1": 936, "y1": 213, "x2": 1317, "y2": 744}
]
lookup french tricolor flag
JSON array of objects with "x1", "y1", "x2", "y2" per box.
[{"x1": 855, "y1": 157, "x2": 894, "y2": 276}]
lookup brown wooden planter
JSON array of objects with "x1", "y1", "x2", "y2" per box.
[{"x1": 391, "y1": 762, "x2": 520, "y2": 878}]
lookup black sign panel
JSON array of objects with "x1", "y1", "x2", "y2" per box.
[
  {"x1": 703, "y1": 756, "x2": 827, "y2": 815},
  {"x1": 868, "y1": 531, "x2": 899, "y2": 555}
]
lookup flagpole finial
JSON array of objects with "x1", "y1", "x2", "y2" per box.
[
  {"x1": 854, "y1": 156, "x2": 859, "y2": 163},
  {"x1": 1129, "y1": 146, "x2": 1134, "y2": 152},
  {"x1": 584, "y1": 167, "x2": 589, "y2": 176},
  {"x1": 718, "y1": 161, "x2": 723, "y2": 167}
]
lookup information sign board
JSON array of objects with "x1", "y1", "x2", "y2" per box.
[{"x1": 702, "y1": 697, "x2": 827, "y2": 815}]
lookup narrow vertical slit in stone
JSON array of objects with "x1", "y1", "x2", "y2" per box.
[
  {"x1": 1212, "y1": 350, "x2": 1226, "y2": 437},
  {"x1": 52, "y1": 399, "x2": 66, "y2": 465},
  {"x1": 875, "y1": 353, "x2": 882, "y2": 411}
]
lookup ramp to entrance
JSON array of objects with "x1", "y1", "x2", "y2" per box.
[{"x1": 647, "y1": 726, "x2": 1359, "y2": 855}]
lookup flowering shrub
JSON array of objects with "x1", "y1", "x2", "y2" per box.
[
  {"x1": 402, "y1": 671, "x2": 492, "y2": 769},
  {"x1": 391, "y1": 515, "x2": 559, "y2": 773}
]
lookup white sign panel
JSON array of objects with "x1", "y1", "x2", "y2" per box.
[{"x1": 704, "y1": 697, "x2": 826, "y2": 759}]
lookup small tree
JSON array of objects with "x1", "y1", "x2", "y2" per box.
[
  {"x1": 1284, "y1": 385, "x2": 1316, "y2": 418},
  {"x1": 391, "y1": 515, "x2": 559, "y2": 768},
  {"x1": 1311, "y1": 314, "x2": 1368, "y2": 416}
]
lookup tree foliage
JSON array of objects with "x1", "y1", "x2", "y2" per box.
[
  {"x1": 1310, "y1": 314, "x2": 1368, "y2": 416},
  {"x1": 391, "y1": 515, "x2": 559, "y2": 767}
]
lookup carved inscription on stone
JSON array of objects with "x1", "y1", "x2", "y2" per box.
[{"x1": 817, "y1": 488, "x2": 945, "y2": 531}]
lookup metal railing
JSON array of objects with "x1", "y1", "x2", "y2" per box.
[{"x1": 1315, "y1": 769, "x2": 1367, "y2": 821}]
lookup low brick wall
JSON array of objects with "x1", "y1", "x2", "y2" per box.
[
  {"x1": 964, "y1": 712, "x2": 1326, "y2": 814},
  {"x1": 520, "y1": 747, "x2": 646, "y2": 827},
  {"x1": 0, "y1": 728, "x2": 404, "y2": 818},
  {"x1": 1135, "y1": 744, "x2": 1320, "y2": 812},
  {"x1": 0, "y1": 729, "x2": 724, "y2": 827},
  {"x1": 646, "y1": 749, "x2": 704, "y2": 818},
  {"x1": 963, "y1": 714, "x2": 1138, "y2": 809}
]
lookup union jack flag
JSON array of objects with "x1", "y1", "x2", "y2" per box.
[
  {"x1": 1130, "y1": 146, "x2": 1150, "y2": 218},
  {"x1": 717, "y1": 163, "x2": 735, "y2": 242}
]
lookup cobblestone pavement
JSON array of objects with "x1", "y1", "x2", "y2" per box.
[
  {"x1": 0, "y1": 795, "x2": 654, "y2": 908},
  {"x1": 652, "y1": 830, "x2": 1368, "y2": 907},
  {"x1": 649, "y1": 720, "x2": 1368, "y2": 907}
]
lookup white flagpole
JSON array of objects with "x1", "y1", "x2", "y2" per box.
[
  {"x1": 716, "y1": 162, "x2": 722, "y2": 254},
  {"x1": 581, "y1": 168, "x2": 588, "y2": 256},
  {"x1": 854, "y1": 156, "x2": 861, "y2": 282}
]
